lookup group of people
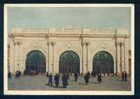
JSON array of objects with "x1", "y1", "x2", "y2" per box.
[
  {"x1": 47, "y1": 73, "x2": 69, "y2": 88},
  {"x1": 9, "y1": 70, "x2": 129, "y2": 89},
  {"x1": 8, "y1": 71, "x2": 21, "y2": 78},
  {"x1": 84, "y1": 72, "x2": 102, "y2": 85},
  {"x1": 46, "y1": 72, "x2": 103, "y2": 88}
]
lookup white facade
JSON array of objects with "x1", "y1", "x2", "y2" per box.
[{"x1": 8, "y1": 27, "x2": 131, "y2": 75}]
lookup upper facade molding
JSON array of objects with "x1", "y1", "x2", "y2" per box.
[
  {"x1": 11, "y1": 27, "x2": 129, "y2": 34},
  {"x1": 9, "y1": 28, "x2": 130, "y2": 38}
]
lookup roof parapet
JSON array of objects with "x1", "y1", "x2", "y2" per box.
[{"x1": 11, "y1": 27, "x2": 129, "y2": 34}]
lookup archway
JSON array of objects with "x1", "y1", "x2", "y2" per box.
[
  {"x1": 93, "y1": 51, "x2": 114, "y2": 75},
  {"x1": 25, "y1": 50, "x2": 46, "y2": 74},
  {"x1": 59, "y1": 50, "x2": 80, "y2": 73}
]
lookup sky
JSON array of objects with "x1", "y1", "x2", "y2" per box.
[{"x1": 8, "y1": 7, "x2": 131, "y2": 32}]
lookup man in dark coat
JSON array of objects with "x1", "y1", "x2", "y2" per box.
[
  {"x1": 15, "y1": 70, "x2": 21, "y2": 78},
  {"x1": 122, "y1": 71, "x2": 124, "y2": 81},
  {"x1": 62, "y1": 73, "x2": 69, "y2": 88},
  {"x1": 84, "y1": 72, "x2": 90, "y2": 85},
  {"x1": 124, "y1": 71, "x2": 127, "y2": 81},
  {"x1": 46, "y1": 72, "x2": 49, "y2": 77},
  {"x1": 8, "y1": 72, "x2": 12, "y2": 78},
  {"x1": 74, "y1": 73, "x2": 78, "y2": 82},
  {"x1": 54, "y1": 73, "x2": 60, "y2": 88},
  {"x1": 48, "y1": 73, "x2": 53, "y2": 87},
  {"x1": 97, "y1": 73, "x2": 102, "y2": 83},
  {"x1": 91, "y1": 71, "x2": 94, "y2": 77}
]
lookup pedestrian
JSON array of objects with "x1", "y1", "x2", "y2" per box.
[
  {"x1": 97, "y1": 73, "x2": 102, "y2": 83},
  {"x1": 122, "y1": 71, "x2": 125, "y2": 81},
  {"x1": 8, "y1": 72, "x2": 12, "y2": 78},
  {"x1": 46, "y1": 72, "x2": 49, "y2": 77},
  {"x1": 91, "y1": 71, "x2": 94, "y2": 77},
  {"x1": 15, "y1": 70, "x2": 21, "y2": 78},
  {"x1": 80, "y1": 72, "x2": 83, "y2": 77},
  {"x1": 93, "y1": 72, "x2": 96, "y2": 77},
  {"x1": 54, "y1": 73, "x2": 60, "y2": 88},
  {"x1": 124, "y1": 71, "x2": 127, "y2": 81},
  {"x1": 47, "y1": 73, "x2": 53, "y2": 87},
  {"x1": 74, "y1": 72, "x2": 78, "y2": 82},
  {"x1": 66, "y1": 73, "x2": 70, "y2": 80},
  {"x1": 62, "y1": 73, "x2": 69, "y2": 88},
  {"x1": 84, "y1": 72, "x2": 90, "y2": 85}
]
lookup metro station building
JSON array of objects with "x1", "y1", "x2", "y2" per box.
[{"x1": 7, "y1": 27, "x2": 131, "y2": 76}]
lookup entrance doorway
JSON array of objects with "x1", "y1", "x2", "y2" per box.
[
  {"x1": 93, "y1": 51, "x2": 114, "y2": 75},
  {"x1": 59, "y1": 50, "x2": 80, "y2": 73},
  {"x1": 25, "y1": 50, "x2": 46, "y2": 75}
]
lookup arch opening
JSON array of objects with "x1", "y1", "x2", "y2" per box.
[
  {"x1": 92, "y1": 51, "x2": 114, "y2": 75},
  {"x1": 25, "y1": 50, "x2": 46, "y2": 75},
  {"x1": 59, "y1": 50, "x2": 80, "y2": 73}
]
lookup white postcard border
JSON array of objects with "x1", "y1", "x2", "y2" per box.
[{"x1": 4, "y1": 4, "x2": 135, "y2": 95}]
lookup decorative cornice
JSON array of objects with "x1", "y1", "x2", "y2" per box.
[{"x1": 11, "y1": 33, "x2": 130, "y2": 38}]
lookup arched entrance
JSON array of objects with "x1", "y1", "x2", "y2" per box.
[
  {"x1": 25, "y1": 50, "x2": 46, "y2": 75},
  {"x1": 93, "y1": 51, "x2": 114, "y2": 75},
  {"x1": 59, "y1": 50, "x2": 80, "y2": 73}
]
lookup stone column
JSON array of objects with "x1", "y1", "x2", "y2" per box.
[
  {"x1": 125, "y1": 39, "x2": 129, "y2": 74},
  {"x1": 47, "y1": 41, "x2": 50, "y2": 73},
  {"x1": 123, "y1": 39, "x2": 126, "y2": 72},
  {"x1": 12, "y1": 41, "x2": 15, "y2": 74},
  {"x1": 15, "y1": 41, "x2": 22, "y2": 72},
  {"x1": 14, "y1": 41, "x2": 19, "y2": 73},
  {"x1": 82, "y1": 42, "x2": 86, "y2": 74},
  {"x1": 116, "y1": 42, "x2": 121, "y2": 75},
  {"x1": 50, "y1": 41, "x2": 56, "y2": 73},
  {"x1": 20, "y1": 43, "x2": 25, "y2": 73},
  {"x1": 81, "y1": 38, "x2": 84, "y2": 74},
  {"x1": 119, "y1": 42, "x2": 123, "y2": 73},
  {"x1": 115, "y1": 41, "x2": 118, "y2": 75},
  {"x1": 121, "y1": 42, "x2": 125, "y2": 72},
  {"x1": 8, "y1": 35, "x2": 14, "y2": 74},
  {"x1": 17, "y1": 41, "x2": 22, "y2": 72},
  {"x1": 9, "y1": 42, "x2": 14, "y2": 73},
  {"x1": 85, "y1": 42, "x2": 90, "y2": 73}
]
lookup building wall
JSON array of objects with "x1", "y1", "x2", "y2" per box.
[{"x1": 8, "y1": 28, "x2": 130, "y2": 75}]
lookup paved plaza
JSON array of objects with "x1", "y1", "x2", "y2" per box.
[{"x1": 8, "y1": 75, "x2": 131, "y2": 91}]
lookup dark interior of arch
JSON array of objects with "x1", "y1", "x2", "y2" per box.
[
  {"x1": 59, "y1": 50, "x2": 80, "y2": 73},
  {"x1": 93, "y1": 51, "x2": 114, "y2": 74},
  {"x1": 25, "y1": 50, "x2": 46, "y2": 74}
]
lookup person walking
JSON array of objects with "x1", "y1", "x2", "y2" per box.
[
  {"x1": 54, "y1": 73, "x2": 60, "y2": 88},
  {"x1": 122, "y1": 71, "x2": 125, "y2": 81},
  {"x1": 48, "y1": 73, "x2": 53, "y2": 87},
  {"x1": 46, "y1": 72, "x2": 49, "y2": 77},
  {"x1": 15, "y1": 70, "x2": 21, "y2": 78},
  {"x1": 62, "y1": 73, "x2": 69, "y2": 88},
  {"x1": 91, "y1": 71, "x2": 94, "y2": 77},
  {"x1": 74, "y1": 72, "x2": 78, "y2": 82},
  {"x1": 124, "y1": 71, "x2": 127, "y2": 81},
  {"x1": 8, "y1": 72, "x2": 12, "y2": 78},
  {"x1": 97, "y1": 73, "x2": 102, "y2": 83},
  {"x1": 84, "y1": 72, "x2": 90, "y2": 85}
]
